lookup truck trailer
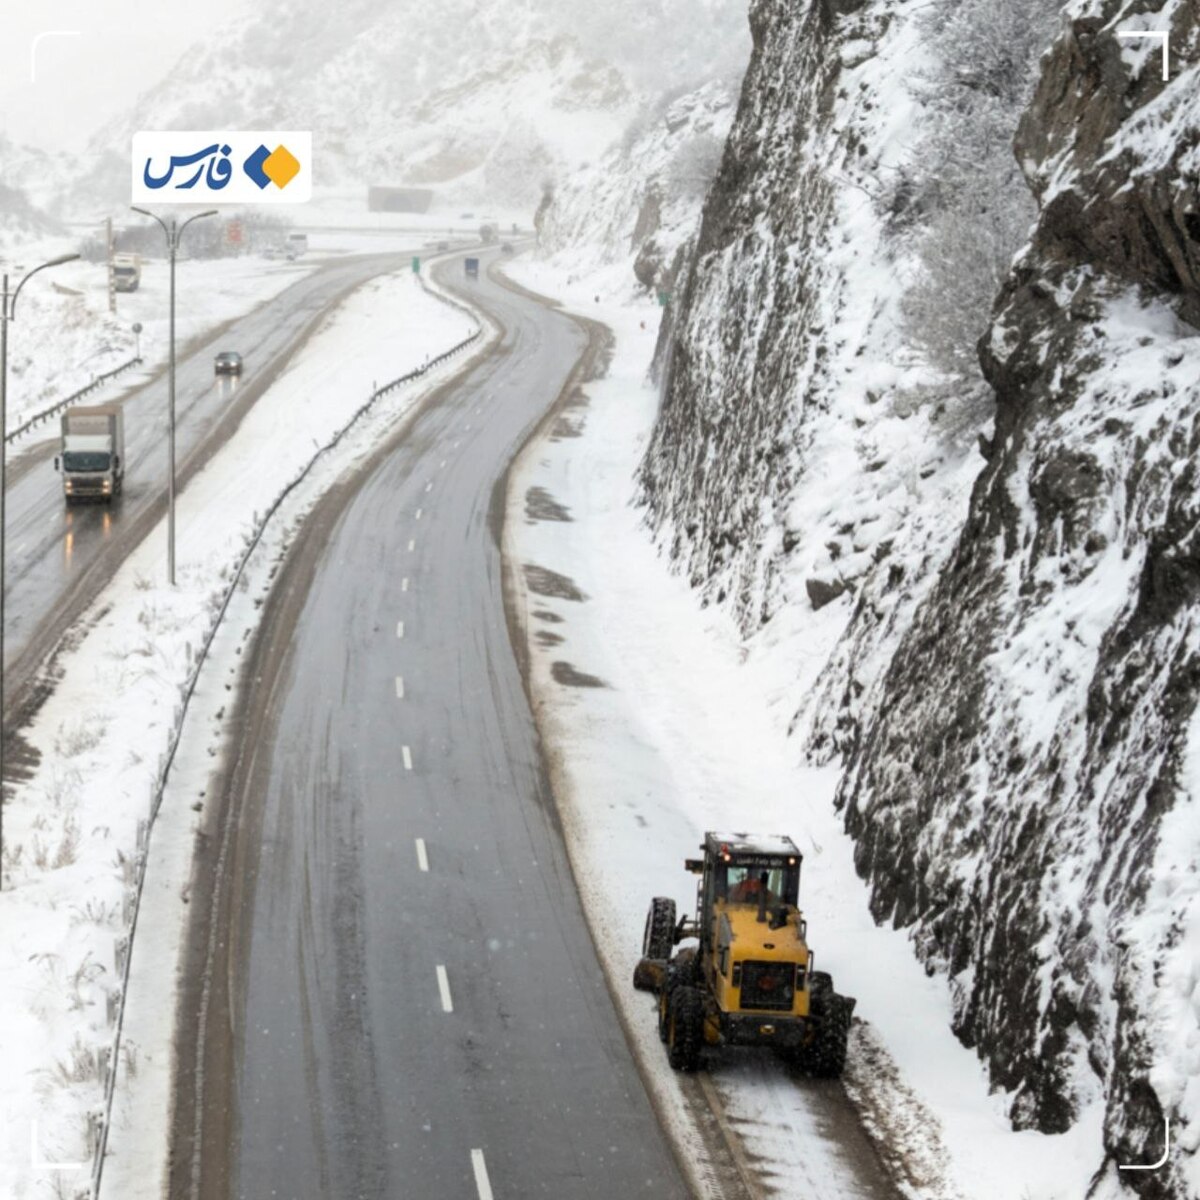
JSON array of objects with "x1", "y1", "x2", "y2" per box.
[
  {"x1": 465, "y1": 257, "x2": 480, "y2": 279},
  {"x1": 56, "y1": 406, "x2": 124, "y2": 503}
]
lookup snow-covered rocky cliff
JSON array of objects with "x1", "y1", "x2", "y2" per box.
[
  {"x1": 637, "y1": 0, "x2": 1198, "y2": 1194},
  {"x1": 536, "y1": 80, "x2": 739, "y2": 291},
  {"x1": 842, "y1": 2, "x2": 1200, "y2": 1194}
]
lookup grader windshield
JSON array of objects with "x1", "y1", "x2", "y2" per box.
[{"x1": 718, "y1": 861, "x2": 800, "y2": 907}]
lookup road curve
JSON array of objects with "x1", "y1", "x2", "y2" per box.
[{"x1": 181, "y1": 255, "x2": 690, "y2": 1199}]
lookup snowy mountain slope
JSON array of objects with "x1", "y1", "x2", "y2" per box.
[
  {"x1": 840, "y1": 1, "x2": 1200, "y2": 1193},
  {"x1": 537, "y1": 79, "x2": 739, "y2": 290},
  {"x1": 0, "y1": 137, "x2": 64, "y2": 243},
  {"x1": 634, "y1": 0, "x2": 1199, "y2": 1193},
  {"x1": 54, "y1": 0, "x2": 749, "y2": 215},
  {"x1": 638, "y1": 0, "x2": 975, "y2": 673}
]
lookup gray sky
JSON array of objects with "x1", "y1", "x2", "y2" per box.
[{"x1": 0, "y1": 0, "x2": 249, "y2": 152}]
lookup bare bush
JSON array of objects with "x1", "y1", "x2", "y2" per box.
[
  {"x1": 55, "y1": 721, "x2": 105, "y2": 758},
  {"x1": 54, "y1": 1035, "x2": 99, "y2": 1085},
  {"x1": 69, "y1": 898, "x2": 119, "y2": 927},
  {"x1": 53, "y1": 816, "x2": 82, "y2": 869}
]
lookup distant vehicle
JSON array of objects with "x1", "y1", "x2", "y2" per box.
[
  {"x1": 214, "y1": 351, "x2": 243, "y2": 376},
  {"x1": 56, "y1": 406, "x2": 124, "y2": 504},
  {"x1": 479, "y1": 223, "x2": 498, "y2": 244},
  {"x1": 437, "y1": 241, "x2": 450, "y2": 252},
  {"x1": 500, "y1": 243, "x2": 515, "y2": 256},
  {"x1": 112, "y1": 253, "x2": 141, "y2": 293},
  {"x1": 464, "y1": 257, "x2": 480, "y2": 280},
  {"x1": 287, "y1": 232, "x2": 308, "y2": 256},
  {"x1": 460, "y1": 212, "x2": 475, "y2": 219}
]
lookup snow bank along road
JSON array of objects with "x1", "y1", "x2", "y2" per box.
[
  {"x1": 177, "y1": 255, "x2": 690, "y2": 1199},
  {"x1": 1, "y1": 250, "x2": 411, "y2": 745}
]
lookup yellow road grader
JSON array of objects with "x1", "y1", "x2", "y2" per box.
[{"x1": 634, "y1": 832, "x2": 855, "y2": 1075}]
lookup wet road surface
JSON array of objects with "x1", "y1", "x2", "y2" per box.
[{"x1": 218, "y1": 258, "x2": 688, "y2": 1199}]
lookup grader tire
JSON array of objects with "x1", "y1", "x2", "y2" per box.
[
  {"x1": 666, "y1": 986, "x2": 705, "y2": 1072},
  {"x1": 642, "y1": 897, "x2": 677, "y2": 962},
  {"x1": 657, "y1": 948, "x2": 698, "y2": 1042},
  {"x1": 808, "y1": 992, "x2": 854, "y2": 1079}
]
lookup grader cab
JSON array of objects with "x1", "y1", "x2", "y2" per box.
[{"x1": 634, "y1": 832, "x2": 855, "y2": 1075}]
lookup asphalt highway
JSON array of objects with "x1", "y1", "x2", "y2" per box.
[
  {"x1": 213, "y1": 258, "x2": 689, "y2": 1198},
  {"x1": 1, "y1": 251, "x2": 410, "y2": 724}
]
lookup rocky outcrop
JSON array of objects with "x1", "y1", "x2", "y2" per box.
[
  {"x1": 537, "y1": 80, "x2": 739, "y2": 289},
  {"x1": 841, "y1": 3, "x2": 1200, "y2": 1193},
  {"x1": 639, "y1": 0, "x2": 1199, "y2": 1193}
]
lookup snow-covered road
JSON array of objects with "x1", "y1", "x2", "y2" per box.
[{"x1": 0, "y1": 261, "x2": 476, "y2": 1199}]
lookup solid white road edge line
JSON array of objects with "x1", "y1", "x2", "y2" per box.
[
  {"x1": 471, "y1": 1149, "x2": 494, "y2": 1200},
  {"x1": 415, "y1": 838, "x2": 429, "y2": 872},
  {"x1": 436, "y1": 965, "x2": 453, "y2": 1013}
]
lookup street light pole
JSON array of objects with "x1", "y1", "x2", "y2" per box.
[
  {"x1": 130, "y1": 207, "x2": 216, "y2": 586},
  {"x1": 0, "y1": 253, "x2": 80, "y2": 889}
]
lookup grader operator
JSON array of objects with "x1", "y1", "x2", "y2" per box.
[{"x1": 634, "y1": 832, "x2": 855, "y2": 1075}]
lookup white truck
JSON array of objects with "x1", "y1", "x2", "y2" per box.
[
  {"x1": 56, "y1": 406, "x2": 124, "y2": 504},
  {"x1": 112, "y1": 253, "x2": 141, "y2": 293}
]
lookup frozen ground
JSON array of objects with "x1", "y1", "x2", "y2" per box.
[
  {"x1": 500, "y1": 258, "x2": 1103, "y2": 1200},
  {"x1": 0, "y1": 266, "x2": 485, "y2": 1199}
]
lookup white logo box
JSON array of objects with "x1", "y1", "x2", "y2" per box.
[{"x1": 131, "y1": 131, "x2": 312, "y2": 205}]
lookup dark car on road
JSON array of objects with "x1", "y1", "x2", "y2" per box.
[{"x1": 214, "y1": 351, "x2": 243, "y2": 376}]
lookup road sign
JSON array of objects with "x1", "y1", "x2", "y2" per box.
[{"x1": 412, "y1": 256, "x2": 421, "y2": 274}]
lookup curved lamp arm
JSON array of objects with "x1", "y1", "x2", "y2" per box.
[{"x1": 9, "y1": 253, "x2": 80, "y2": 319}]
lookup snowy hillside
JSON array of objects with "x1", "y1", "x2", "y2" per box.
[
  {"x1": 625, "y1": 0, "x2": 1199, "y2": 1194},
  {"x1": 537, "y1": 80, "x2": 738, "y2": 293},
  {"x1": 56, "y1": 0, "x2": 750, "y2": 216},
  {"x1": 841, "y1": 1, "x2": 1200, "y2": 1194},
  {"x1": 0, "y1": 137, "x2": 64, "y2": 244}
]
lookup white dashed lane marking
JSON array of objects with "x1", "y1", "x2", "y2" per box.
[
  {"x1": 415, "y1": 838, "x2": 429, "y2": 872},
  {"x1": 436, "y1": 965, "x2": 453, "y2": 1013},
  {"x1": 471, "y1": 1150, "x2": 494, "y2": 1200},
  {"x1": 403, "y1": 745, "x2": 413, "y2": 771},
  {"x1": 395, "y1": 676, "x2": 405, "y2": 699}
]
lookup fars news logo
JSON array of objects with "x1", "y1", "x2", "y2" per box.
[{"x1": 131, "y1": 131, "x2": 312, "y2": 205}]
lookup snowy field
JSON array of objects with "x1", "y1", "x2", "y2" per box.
[
  {"x1": 0, "y1": 267, "x2": 487, "y2": 1199},
  {"x1": 500, "y1": 258, "x2": 1103, "y2": 1200}
]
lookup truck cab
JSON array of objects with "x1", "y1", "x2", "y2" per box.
[
  {"x1": 112, "y1": 254, "x2": 141, "y2": 293},
  {"x1": 57, "y1": 405, "x2": 124, "y2": 504}
]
